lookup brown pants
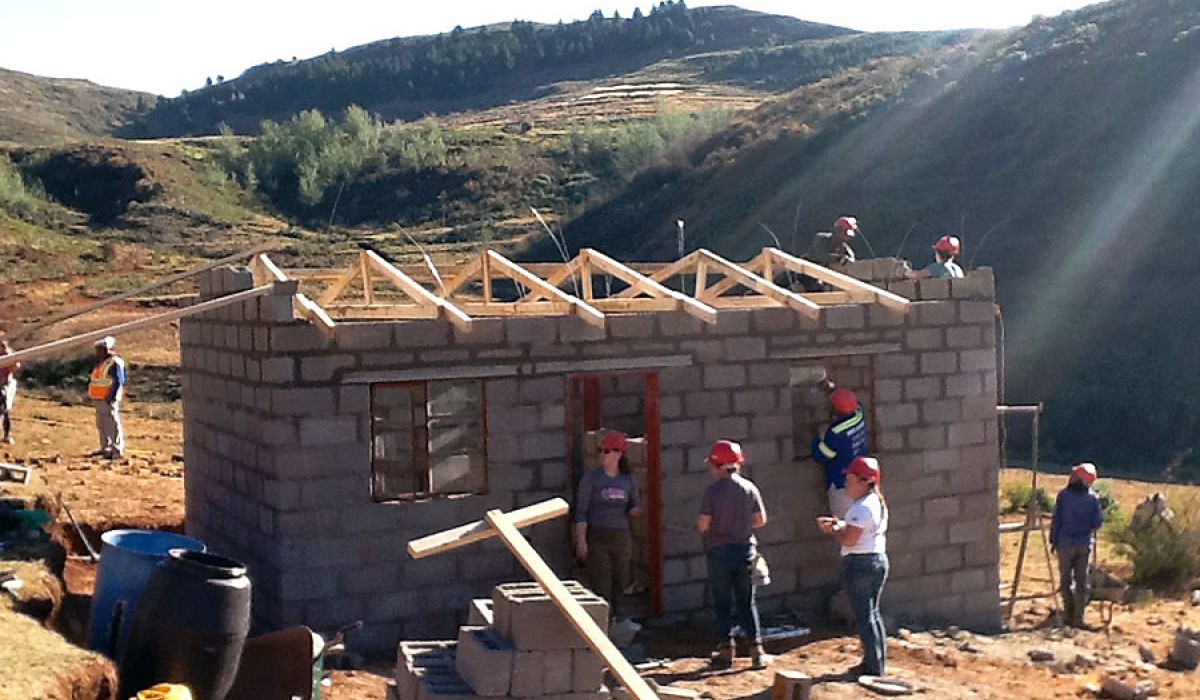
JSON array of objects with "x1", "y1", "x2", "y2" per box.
[{"x1": 586, "y1": 528, "x2": 632, "y2": 620}]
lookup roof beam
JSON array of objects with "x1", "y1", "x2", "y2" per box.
[
  {"x1": 583, "y1": 248, "x2": 717, "y2": 324},
  {"x1": 765, "y1": 248, "x2": 910, "y2": 313},
  {"x1": 364, "y1": 250, "x2": 473, "y2": 332},
  {"x1": 696, "y1": 249, "x2": 821, "y2": 320},
  {"x1": 486, "y1": 250, "x2": 605, "y2": 328},
  {"x1": 318, "y1": 254, "x2": 364, "y2": 306}
]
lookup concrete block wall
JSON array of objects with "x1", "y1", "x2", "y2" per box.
[{"x1": 182, "y1": 265, "x2": 1001, "y2": 652}]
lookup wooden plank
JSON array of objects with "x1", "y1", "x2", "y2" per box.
[
  {"x1": 765, "y1": 248, "x2": 910, "y2": 313},
  {"x1": 325, "y1": 305, "x2": 440, "y2": 319},
  {"x1": 365, "y1": 251, "x2": 473, "y2": 332},
  {"x1": 440, "y1": 255, "x2": 484, "y2": 298},
  {"x1": 483, "y1": 508, "x2": 656, "y2": 700},
  {"x1": 360, "y1": 255, "x2": 375, "y2": 305},
  {"x1": 584, "y1": 249, "x2": 718, "y2": 324},
  {"x1": 697, "y1": 250, "x2": 767, "y2": 300},
  {"x1": 707, "y1": 296, "x2": 785, "y2": 309},
  {"x1": 7, "y1": 242, "x2": 276, "y2": 342},
  {"x1": 697, "y1": 249, "x2": 821, "y2": 320},
  {"x1": 0, "y1": 285, "x2": 273, "y2": 368},
  {"x1": 253, "y1": 253, "x2": 291, "y2": 283},
  {"x1": 518, "y1": 257, "x2": 581, "y2": 303},
  {"x1": 407, "y1": 498, "x2": 570, "y2": 559},
  {"x1": 579, "y1": 250, "x2": 594, "y2": 301},
  {"x1": 318, "y1": 257, "x2": 363, "y2": 306},
  {"x1": 612, "y1": 250, "x2": 702, "y2": 299},
  {"x1": 487, "y1": 251, "x2": 605, "y2": 328},
  {"x1": 458, "y1": 301, "x2": 572, "y2": 316},
  {"x1": 591, "y1": 298, "x2": 678, "y2": 313},
  {"x1": 293, "y1": 293, "x2": 337, "y2": 338}
]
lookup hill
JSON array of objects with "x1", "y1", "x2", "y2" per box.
[
  {"x1": 0, "y1": 67, "x2": 154, "y2": 146},
  {"x1": 122, "y1": 4, "x2": 861, "y2": 137},
  {"x1": 548, "y1": 0, "x2": 1200, "y2": 475}
]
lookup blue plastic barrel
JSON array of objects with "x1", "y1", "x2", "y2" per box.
[{"x1": 88, "y1": 529, "x2": 206, "y2": 658}]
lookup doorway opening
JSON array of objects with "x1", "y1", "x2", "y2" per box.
[{"x1": 565, "y1": 371, "x2": 663, "y2": 616}]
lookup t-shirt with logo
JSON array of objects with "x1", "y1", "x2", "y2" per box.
[{"x1": 574, "y1": 469, "x2": 640, "y2": 531}]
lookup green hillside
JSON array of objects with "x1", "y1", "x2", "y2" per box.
[{"x1": 552, "y1": 0, "x2": 1200, "y2": 475}]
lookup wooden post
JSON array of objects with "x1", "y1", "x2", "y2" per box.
[{"x1": 771, "y1": 670, "x2": 812, "y2": 700}]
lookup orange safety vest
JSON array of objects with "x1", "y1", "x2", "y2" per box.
[{"x1": 88, "y1": 356, "x2": 123, "y2": 401}]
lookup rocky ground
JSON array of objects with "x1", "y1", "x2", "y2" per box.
[{"x1": 4, "y1": 392, "x2": 1200, "y2": 699}]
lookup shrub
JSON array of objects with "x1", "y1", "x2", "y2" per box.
[
  {"x1": 1000, "y1": 480, "x2": 1054, "y2": 515},
  {"x1": 1111, "y1": 494, "x2": 1200, "y2": 590}
]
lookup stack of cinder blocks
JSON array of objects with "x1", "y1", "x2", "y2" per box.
[{"x1": 392, "y1": 581, "x2": 612, "y2": 700}]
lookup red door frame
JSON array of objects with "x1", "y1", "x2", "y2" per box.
[{"x1": 565, "y1": 371, "x2": 664, "y2": 614}]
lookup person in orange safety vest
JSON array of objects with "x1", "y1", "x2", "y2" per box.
[{"x1": 89, "y1": 336, "x2": 126, "y2": 459}]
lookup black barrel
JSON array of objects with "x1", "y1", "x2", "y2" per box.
[{"x1": 120, "y1": 549, "x2": 252, "y2": 700}]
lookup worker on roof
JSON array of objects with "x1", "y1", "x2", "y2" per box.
[
  {"x1": 698, "y1": 439, "x2": 768, "y2": 670},
  {"x1": 0, "y1": 337, "x2": 19, "y2": 444},
  {"x1": 1050, "y1": 462, "x2": 1104, "y2": 629},
  {"x1": 88, "y1": 336, "x2": 126, "y2": 459},
  {"x1": 906, "y1": 235, "x2": 964, "y2": 279},
  {"x1": 812, "y1": 388, "x2": 869, "y2": 517},
  {"x1": 798, "y1": 215, "x2": 859, "y2": 292},
  {"x1": 574, "y1": 430, "x2": 642, "y2": 642},
  {"x1": 818, "y1": 456, "x2": 890, "y2": 678}
]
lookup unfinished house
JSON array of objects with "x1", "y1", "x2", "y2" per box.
[{"x1": 180, "y1": 248, "x2": 1001, "y2": 652}]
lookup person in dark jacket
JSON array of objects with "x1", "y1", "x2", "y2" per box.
[
  {"x1": 812, "y1": 388, "x2": 869, "y2": 517},
  {"x1": 1050, "y1": 462, "x2": 1104, "y2": 628}
]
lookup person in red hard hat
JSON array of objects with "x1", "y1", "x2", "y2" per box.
[
  {"x1": 906, "y1": 235, "x2": 964, "y2": 279},
  {"x1": 818, "y1": 455, "x2": 890, "y2": 678},
  {"x1": 798, "y1": 215, "x2": 859, "y2": 292},
  {"x1": 574, "y1": 430, "x2": 642, "y2": 634},
  {"x1": 698, "y1": 439, "x2": 768, "y2": 669},
  {"x1": 1050, "y1": 462, "x2": 1104, "y2": 629},
  {"x1": 812, "y1": 387, "x2": 869, "y2": 517}
]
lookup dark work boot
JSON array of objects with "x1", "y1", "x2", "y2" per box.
[{"x1": 709, "y1": 642, "x2": 733, "y2": 669}]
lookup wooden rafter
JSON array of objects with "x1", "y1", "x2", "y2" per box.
[
  {"x1": 252, "y1": 253, "x2": 338, "y2": 338},
  {"x1": 765, "y1": 248, "x2": 911, "y2": 313},
  {"x1": 485, "y1": 250, "x2": 604, "y2": 328},
  {"x1": 582, "y1": 248, "x2": 718, "y2": 324},
  {"x1": 364, "y1": 251, "x2": 473, "y2": 331},
  {"x1": 694, "y1": 249, "x2": 821, "y2": 319}
]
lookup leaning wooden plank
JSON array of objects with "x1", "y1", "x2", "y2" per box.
[
  {"x1": 0, "y1": 285, "x2": 273, "y2": 368},
  {"x1": 698, "y1": 249, "x2": 821, "y2": 320},
  {"x1": 293, "y1": 293, "x2": 337, "y2": 338},
  {"x1": 364, "y1": 250, "x2": 473, "y2": 332},
  {"x1": 484, "y1": 508, "x2": 657, "y2": 700},
  {"x1": 584, "y1": 249, "x2": 718, "y2": 324},
  {"x1": 407, "y1": 498, "x2": 570, "y2": 559},
  {"x1": 487, "y1": 251, "x2": 604, "y2": 328},
  {"x1": 253, "y1": 253, "x2": 291, "y2": 283},
  {"x1": 765, "y1": 248, "x2": 910, "y2": 313},
  {"x1": 7, "y1": 242, "x2": 276, "y2": 342}
]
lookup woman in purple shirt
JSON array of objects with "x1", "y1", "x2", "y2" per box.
[{"x1": 574, "y1": 431, "x2": 642, "y2": 625}]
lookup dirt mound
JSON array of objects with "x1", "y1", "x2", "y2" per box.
[{"x1": 21, "y1": 146, "x2": 161, "y2": 223}]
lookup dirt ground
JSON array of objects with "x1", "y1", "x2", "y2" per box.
[{"x1": 7, "y1": 391, "x2": 1200, "y2": 699}]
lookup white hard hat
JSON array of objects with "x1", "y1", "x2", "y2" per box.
[{"x1": 95, "y1": 336, "x2": 116, "y2": 350}]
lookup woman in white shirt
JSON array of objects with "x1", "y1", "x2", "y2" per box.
[{"x1": 817, "y1": 456, "x2": 889, "y2": 677}]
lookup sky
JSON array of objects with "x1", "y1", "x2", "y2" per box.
[{"x1": 0, "y1": 0, "x2": 1102, "y2": 96}]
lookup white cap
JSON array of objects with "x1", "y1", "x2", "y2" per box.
[{"x1": 95, "y1": 336, "x2": 116, "y2": 350}]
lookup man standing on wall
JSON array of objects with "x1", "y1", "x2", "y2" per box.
[
  {"x1": 798, "y1": 216, "x2": 859, "y2": 291},
  {"x1": 88, "y1": 336, "x2": 126, "y2": 459},
  {"x1": 812, "y1": 388, "x2": 868, "y2": 517}
]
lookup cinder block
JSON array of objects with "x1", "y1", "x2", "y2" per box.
[
  {"x1": 703, "y1": 364, "x2": 746, "y2": 390},
  {"x1": 571, "y1": 649, "x2": 605, "y2": 692},
  {"x1": 417, "y1": 670, "x2": 478, "y2": 700},
  {"x1": 395, "y1": 641, "x2": 456, "y2": 700},
  {"x1": 456, "y1": 626, "x2": 514, "y2": 696},
  {"x1": 544, "y1": 649, "x2": 572, "y2": 694},
  {"x1": 466, "y1": 598, "x2": 494, "y2": 626},
  {"x1": 959, "y1": 301, "x2": 996, "y2": 324},
  {"x1": 511, "y1": 650, "x2": 546, "y2": 696},
  {"x1": 492, "y1": 581, "x2": 609, "y2": 650}
]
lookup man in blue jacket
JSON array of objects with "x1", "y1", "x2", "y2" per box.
[
  {"x1": 812, "y1": 388, "x2": 868, "y2": 517},
  {"x1": 1050, "y1": 462, "x2": 1105, "y2": 629}
]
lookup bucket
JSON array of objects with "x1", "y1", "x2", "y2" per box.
[
  {"x1": 88, "y1": 529, "x2": 206, "y2": 658},
  {"x1": 120, "y1": 549, "x2": 252, "y2": 700}
]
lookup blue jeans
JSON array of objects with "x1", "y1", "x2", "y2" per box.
[
  {"x1": 844, "y1": 553, "x2": 889, "y2": 675},
  {"x1": 707, "y1": 544, "x2": 760, "y2": 643}
]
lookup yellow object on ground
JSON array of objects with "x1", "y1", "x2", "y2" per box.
[{"x1": 136, "y1": 683, "x2": 193, "y2": 700}]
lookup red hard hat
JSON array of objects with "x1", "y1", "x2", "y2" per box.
[
  {"x1": 1071, "y1": 462, "x2": 1098, "y2": 486},
  {"x1": 708, "y1": 439, "x2": 745, "y2": 466},
  {"x1": 847, "y1": 456, "x2": 881, "y2": 484},
  {"x1": 933, "y1": 235, "x2": 961, "y2": 255},
  {"x1": 833, "y1": 216, "x2": 859, "y2": 236},
  {"x1": 601, "y1": 431, "x2": 628, "y2": 453},
  {"x1": 829, "y1": 388, "x2": 858, "y2": 416}
]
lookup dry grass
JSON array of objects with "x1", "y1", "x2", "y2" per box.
[{"x1": 0, "y1": 608, "x2": 116, "y2": 699}]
